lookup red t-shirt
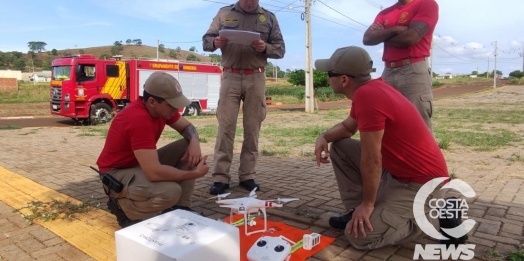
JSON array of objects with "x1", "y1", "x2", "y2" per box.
[
  {"x1": 374, "y1": 0, "x2": 439, "y2": 62},
  {"x1": 96, "y1": 101, "x2": 181, "y2": 172},
  {"x1": 350, "y1": 79, "x2": 448, "y2": 184}
]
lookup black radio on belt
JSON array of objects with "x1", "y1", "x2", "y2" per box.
[{"x1": 90, "y1": 166, "x2": 123, "y2": 194}]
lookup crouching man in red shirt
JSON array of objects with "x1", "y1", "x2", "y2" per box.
[
  {"x1": 96, "y1": 71, "x2": 209, "y2": 228},
  {"x1": 314, "y1": 46, "x2": 467, "y2": 249}
]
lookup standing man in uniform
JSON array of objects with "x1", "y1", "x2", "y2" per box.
[
  {"x1": 363, "y1": 0, "x2": 438, "y2": 131},
  {"x1": 203, "y1": 0, "x2": 285, "y2": 195}
]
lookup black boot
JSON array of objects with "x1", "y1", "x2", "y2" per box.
[
  {"x1": 329, "y1": 211, "x2": 353, "y2": 230},
  {"x1": 239, "y1": 179, "x2": 260, "y2": 192},
  {"x1": 107, "y1": 198, "x2": 141, "y2": 228},
  {"x1": 439, "y1": 197, "x2": 468, "y2": 246},
  {"x1": 210, "y1": 182, "x2": 230, "y2": 195}
]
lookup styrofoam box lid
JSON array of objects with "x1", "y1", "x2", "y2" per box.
[{"x1": 115, "y1": 210, "x2": 238, "y2": 258}]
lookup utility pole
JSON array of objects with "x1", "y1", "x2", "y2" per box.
[
  {"x1": 157, "y1": 40, "x2": 160, "y2": 61},
  {"x1": 492, "y1": 41, "x2": 498, "y2": 88},
  {"x1": 275, "y1": 61, "x2": 278, "y2": 82},
  {"x1": 519, "y1": 43, "x2": 524, "y2": 73},
  {"x1": 304, "y1": 0, "x2": 315, "y2": 113},
  {"x1": 31, "y1": 56, "x2": 35, "y2": 86},
  {"x1": 487, "y1": 56, "x2": 490, "y2": 79}
]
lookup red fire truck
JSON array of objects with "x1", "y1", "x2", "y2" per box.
[{"x1": 50, "y1": 54, "x2": 222, "y2": 124}]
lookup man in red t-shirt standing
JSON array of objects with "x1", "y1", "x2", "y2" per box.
[
  {"x1": 314, "y1": 46, "x2": 467, "y2": 249},
  {"x1": 96, "y1": 72, "x2": 209, "y2": 228},
  {"x1": 363, "y1": 0, "x2": 438, "y2": 131}
]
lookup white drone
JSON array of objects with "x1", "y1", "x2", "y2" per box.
[{"x1": 211, "y1": 188, "x2": 299, "y2": 236}]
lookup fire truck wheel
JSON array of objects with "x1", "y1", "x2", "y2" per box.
[
  {"x1": 184, "y1": 103, "x2": 201, "y2": 117},
  {"x1": 90, "y1": 103, "x2": 113, "y2": 125}
]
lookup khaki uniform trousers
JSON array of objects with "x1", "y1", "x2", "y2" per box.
[
  {"x1": 105, "y1": 139, "x2": 195, "y2": 221},
  {"x1": 382, "y1": 61, "x2": 433, "y2": 132},
  {"x1": 212, "y1": 71, "x2": 267, "y2": 183},
  {"x1": 330, "y1": 138, "x2": 440, "y2": 250}
]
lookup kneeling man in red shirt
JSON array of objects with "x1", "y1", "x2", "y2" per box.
[
  {"x1": 96, "y1": 71, "x2": 209, "y2": 228},
  {"x1": 314, "y1": 46, "x2": 467, "y2": 249}
]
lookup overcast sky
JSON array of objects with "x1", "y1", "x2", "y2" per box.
[{"x1": 1, "y1": 0, "x2": 523, "y2": 76}]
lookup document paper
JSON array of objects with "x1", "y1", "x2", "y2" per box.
[{"x1": 219, "y1": 29, "x2": 260, "y2": 45}]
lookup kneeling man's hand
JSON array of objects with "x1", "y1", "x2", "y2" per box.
[
  {"x1": 314, "y1": 135, "x2": 330, "y2": 166},
  {"x1": 194, "y1": 155, "x2": 209, "y2": 178},
  {"x1": 347, "y1": 204, "x2": 374, "y2": 238}
]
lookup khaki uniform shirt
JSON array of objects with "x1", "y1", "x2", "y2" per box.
[{"x1": 202, "y1": 2, "x2": 285, "y2": 69}]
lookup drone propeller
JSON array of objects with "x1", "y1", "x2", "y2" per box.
[
  {"x1": 269, "y1": 198, "x2": 300, "y2": 203},
  {"x1": 249, "y1": 187, "x2": 258, "y2": 197},
  {"x1": 208, "y1": 192, "x2": 231, "y2": 200}
]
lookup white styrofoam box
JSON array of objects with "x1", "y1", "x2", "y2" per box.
[{"x1": 115, "y1": 210, "x2": 240, "y2": 261}]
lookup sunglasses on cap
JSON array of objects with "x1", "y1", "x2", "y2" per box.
[{"x1": 328, "y1": 71, "x2": 355, "y2": 78}]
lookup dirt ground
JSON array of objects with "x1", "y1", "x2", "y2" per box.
[{"x1": 0, "y1": 81, "x2": 499, "y2": 119}]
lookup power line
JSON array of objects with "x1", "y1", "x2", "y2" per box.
[
  {"x1": 362, "y1": 0, "x2": 382, "y2": 10},
  {"x1": 160, "y1": 40, "x2": 202, "y2": 44},
  {"x1": 270, "y1": 0, "x2": 300, "y2": 13},
  {"x1": 310, "y1": 13, "x2": 364, "y2": 32},
  {"x1": 201, "y1": 0, "x2": 303, "y2": 13},
  {"x1": 315, "y1": 0, "x2": 368, "y2": 28},
  {"x1": 310, "y1": 7, "x2": 367, "y2": 30},
  {"x1": 433, "y1": 42, "x2": 483, "y2": 62}
]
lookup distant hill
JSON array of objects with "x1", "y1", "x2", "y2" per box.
[
  {"x1": 48, "y1": 45, "x2": 212, "y2": 62},
  {"x1": 8, "y1": 45, "x2": 213, "y2": 72}
]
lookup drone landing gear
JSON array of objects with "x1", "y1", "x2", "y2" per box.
[{"x1": 230, "y1": 208, "x2": 268, "y2": 236}]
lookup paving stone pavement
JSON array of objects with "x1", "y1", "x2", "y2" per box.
[{"x1": 1, "y1": 87, "x2": 523, "y2": 260}]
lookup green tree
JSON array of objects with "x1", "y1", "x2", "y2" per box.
[
  {"x1": 13, "y1": 58, "x2": 26, "y2": 70},
  {"x1": 288, "y1": 69, "x2": 305, "y2": 86},
  {"x1": 509, "y1": 70, "x2": 524, "y2": 83},
  {"x1": 42, "y1": 57, "x2": 52, "y2": 70},
  {"x1": 265, "y1": 62, "x2": 274, "y2": 77},
  {"x1": 28, "y1": 51, "x2": 36, "y2": 59},
  {"x1": 158, "y1": 44, "x2": 165, "y2": 53},
  {"x1": 492, "y1": 70, "x2": 503, "y2": 77},
  {"x1": 51, "y1": 49, "x2": 58, "y2": 56},
  {"x1": 169, "y1": 49, "x2": 178, "y2": 59},
  {"x1": 189, "y1": 46, "x2": 196, "y2": 52},
  {"x1": 79, "y1": 49, "x2": 85, "y2": 54},
  {"x1": 186, "y1": 53, "x2": 197, "y2": 61},
  {"x1": 287, "y1": 69, "x2": 330, "y2": 88},
  {"x1": 133, "y1": 39, "x2": 142, "y2": 46},
  {"x1": 111, "y1": 40, "x2": 124, "y2": 55},
  {"x1": 471, "y1": 71, "x2": 478, "y2": 75},
  {"x1": 313, "y1": 70, "x2": 329, "y2": 88},
  {"x1": 11, "y1": 51, "x2": 23, "y2": 59},
  {"x1": 209, "y1": 54, "x2": 221, "y2": 63},
  {"x1": 33, "y1": 59, "x2": 43, "y2": 68},
  {"x1": 27, "y1": 41, "x2": 47, "y2": 52},
  {"x1": 126, "y1": 39, "x2": 132, "y2": 45}
]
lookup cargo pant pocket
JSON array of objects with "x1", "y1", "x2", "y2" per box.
[
  {"x1": 260, "y1": 100, "x2": 267, "y2": 122},
  {"x1": 419, "y1": 92, "x2": 433, "y2": 118},
  {"x1": 379, "y1": 208, "x2": 411, "y2": 246}
]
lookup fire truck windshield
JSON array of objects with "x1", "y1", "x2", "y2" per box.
[{"x1": 52, "y1": 66, "x2": 72, "y2": 80}]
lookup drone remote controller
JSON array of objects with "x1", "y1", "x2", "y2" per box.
[
  {"x1": 303, "y1": 233, "x2": 321, "y2": 250},
  {"x1": 247, "y1": 236, "x2": 291, "y2": 261}
]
